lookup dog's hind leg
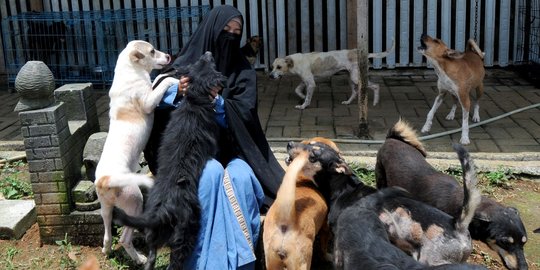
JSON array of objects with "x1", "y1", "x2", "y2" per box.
[
  {"x1": 472, "y1": 84, "x2": 483, "y2": 123},
  {"x1": 446, "y1": 95, "x2": 458, "y2": 120},
  {"x1": 421, "y1": 91, "x2": 447, "y2": 133},
  {"x1": 119, "y1": 226, "x2": 147, "y2": 264},
  {"x1": 458, "y1": 90, "x2": 472, "y2": 145},
  {"x1": 100, "y1": 204, "x2": 114, "y2": 255},
  {"x1": 116, "y1": 185, "x2": 148, "y2": 264},
  {"x1": 143, "y1": 247, "x2": 158, "y2": 270},
  {"x1": 368, "y1": 80, "x2": 380, "y2": 106}
]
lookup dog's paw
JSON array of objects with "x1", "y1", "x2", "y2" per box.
[
  {"x1": 324, "y1": 252, "x2": 334, "y2": 262},
  {"x1": 445, "y1": 113, "x2": 455, "y2": 120},
  {"x1": 460, "y1": 137, "x2": 470, "y2": 145},
  {"x1": 133, "y1": 254, "x2": 147, "y2": 265},
  {"x1": 472, "y1": 115, "x2": 480, "y2": 122},
  {"x1": 341, "y1": 100, "x2": 352, "y2": 105},
  {"x1": 101, "y1": 245, "x2": 111, "y2": 255},
  {"x1": 421, "y1": 125, "x2": 431, "y2": 133},
  {"x1": 295, "y1": 104, "x2": 307, "y2": 110}
]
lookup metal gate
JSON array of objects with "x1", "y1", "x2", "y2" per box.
[{"x1": 0, "y1": 0, "x2": 537, "y2": 75}]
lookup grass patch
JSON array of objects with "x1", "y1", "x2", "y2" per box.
[
  {"x1": 349, "y1": 162, "x2": 376, "y2": 187},
  {"x1": 0, "y1": 161, "x2": 33, "y2": 199}
]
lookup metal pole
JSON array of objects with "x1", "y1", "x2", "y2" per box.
[{"x1": 356, "y1": 0, "x2": 371, "y2": 139}]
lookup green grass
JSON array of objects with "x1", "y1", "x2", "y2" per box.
[
  {"x1": 349, "y1": 162, "x2": 376, "y2": 187},
  {"x1": 0, "y1": 161, "x2": 33, "y2": 199}
]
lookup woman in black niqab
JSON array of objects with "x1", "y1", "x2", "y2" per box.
[{"x1": 144, "y1": 5, "x2": 284, "y2": 269}]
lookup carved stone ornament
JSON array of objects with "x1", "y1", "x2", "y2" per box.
[{"x1": 14, "y1": 61, "x2": 55, "y2": 112}]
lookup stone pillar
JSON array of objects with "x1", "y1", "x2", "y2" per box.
[{"x1": 19, "y1": 83, "x2": 103, "y2": 245}]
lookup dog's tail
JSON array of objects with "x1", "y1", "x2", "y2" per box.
[
  {"x1": 272, "y1": 151, "x2": 310, "y2": 228},
  {"x1": 454, "y1": 143, "x2": 481, "y2": 231},
  {"x1": 386, "y1": 118, "x2": 427, "y2": 157},
  {"x1": 466, "y1": 39, "x2": 485, "y2": 59},
  {"x1": 112, "y1": 206, "x2": 159, "y2": 230},
  {"x1": 368, "y1": 39, "x2": 395, "y2": 59},
  {"x1": 95, "y1": 173, "x2": 154, "y2": 190}
]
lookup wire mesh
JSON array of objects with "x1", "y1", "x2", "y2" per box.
[{"x1": 1, "y1": 6, "x2": 210, "y2": 88}]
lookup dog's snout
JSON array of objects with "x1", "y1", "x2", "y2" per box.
[{"x1": 287, "y1": 141, "x2": 295, "y2": 150}]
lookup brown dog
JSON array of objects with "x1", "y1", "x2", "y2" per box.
[
  {"x1": 263, "y1": 137, "x2": 333, "y2": 270},
  {"x1": 241, "y1": 35, "x2": 263, "y2": 66},
  {"x1": 418, "y1": 34, "x2": 485, "y2": 145},
  {"x1": 376, "y1": 119, "x2": 529, "y2": 270}
]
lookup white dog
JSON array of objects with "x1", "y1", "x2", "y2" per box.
[
  {"x1": 269, "y1": 42, "x2": 394, "y2": 109},
  {"x1": 94, "y1": 40, "x2": 178, "y2": 264}
]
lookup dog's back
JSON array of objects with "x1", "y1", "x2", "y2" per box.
[
  {"x1": 302, "y1": 139, "x2": 484, "y2": 269},
  {"x1": 263, "y1": 145, "x2": 328, "y2": 270},
  {"x1": 376, "y1": 119, "x2": 465, "y2": 218}
]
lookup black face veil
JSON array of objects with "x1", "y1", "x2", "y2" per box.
[{"x1": 173, "y1": 5, "x2": 248, "y2": 78}]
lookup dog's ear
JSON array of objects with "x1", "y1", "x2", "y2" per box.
[
  {"x1": 129, "y1": 50, "x2": 145, "y2": 62},
  {"x1": 309, "y1": 148, "x2": 352, "y2": 175},
  {"x1": 444, "y1": 49, "x2": 464, "y2": 59},
  {"x1": 534, "y1": 228, "x2": 540, "y2": 234},
  {"x1": 474, "y1": 209, "x2": 492, "y2": 222},
  {"x1": 334, "y1": 161, "x2": 352, "y2": 175},
  {"x1": 285, "y1": 57, "x2": 294, "y2": 68}
]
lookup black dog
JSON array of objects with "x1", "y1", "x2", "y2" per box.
[
  {"x1": 286, "y1": 139, "x2": 484, "y2": 269},
  {"x1": 240, "y1": 35, "x2": 262, "y2": 66},
  {"x1": 113, "y1": 51, "x2": 227, "y2": 270},
  {"x1": 26, "y1": 20, "x2": 67, "y2": 64},
  {"x1": 376, "y1": 119, "x2": 529, "y2": 270}
]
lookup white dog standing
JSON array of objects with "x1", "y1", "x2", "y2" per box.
[
  {"x1": 94, "y1": 40, "x2": 178, "y2": 264},
  {"x1": 269, "y1": 42, "x2": 394, "y2": 109}
]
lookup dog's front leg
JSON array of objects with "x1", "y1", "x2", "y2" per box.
[
  {"x1": 297, "y1": 83, "x2": 315, "y2": 109},
  {"x1": 342, "y1": 79, "x2": 357, "y2": 105},
  {"x1": 295, "y1": 82, "x2": 307, "y2": 99},
  {"x1": 142, "y1": 77, "x2": 179, "y2": 113},
  {"x1": 421, "y1": 92, "x2": 446, "y2": 133}
]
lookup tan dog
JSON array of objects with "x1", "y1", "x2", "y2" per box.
[
  {"x1": 269, "y1": 41, "x2": 394, "y2": 109},
  {"x1": 241, "y1": 35, "x2": 263, "y2": 66},
  {"x1": 94, "y1": 40, "x2": 178, "y2": 264},
  {"x1": 418, "y1": 34, "x2": 485, "y2": 145},
  {"x1": 263, "y1": 137, "x2": 335, "y2": 270}
]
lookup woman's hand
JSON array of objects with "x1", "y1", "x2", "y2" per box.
[{"x1": 178, "y1": 76, "x2": 190, "y2": 96}]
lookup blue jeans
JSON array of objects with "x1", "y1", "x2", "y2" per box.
[{"x1": 184, "y1": 158, "x2": 265, "y2": 270}]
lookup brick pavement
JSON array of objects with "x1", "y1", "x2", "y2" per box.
[{"x1": 1, "y1": 68, "x2": 539, "y2": 155}]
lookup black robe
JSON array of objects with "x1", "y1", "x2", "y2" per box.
[{"x1": 145, "y1": 5, "x2": 283, "y2": 207}]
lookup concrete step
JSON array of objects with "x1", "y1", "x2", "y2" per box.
[{"x1": 0, "y1": 200, "x2": 36, "y2": 239}]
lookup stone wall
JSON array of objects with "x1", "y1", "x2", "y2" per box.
[{"x1": 19, "y1": 83, "x2": 104, "y2": 245}]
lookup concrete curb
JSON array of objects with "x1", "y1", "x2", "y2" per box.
[
  {"x1": 1, "y1": 140, "x2": 539, "y2": 176},
  {"x1": 272, "y1": 150, "x2": 540, "y2": 177}
]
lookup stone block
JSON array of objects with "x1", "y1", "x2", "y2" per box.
[
  {"x1": 54, "y1": 83, "x2": 93, "y2": 121},
  {"x1": 28, "y1": 159, "x2": 56, "y2": 172},
  {"x1": 0, "y1": 200, "x2": 37, "y2": 239},
  {"x1": 29, "y1": 147, "x2": 61, "y2": 159},
  {"x1": 72, "y1": 180, "x2": 97, "y2": 203},
  {"x1": 24, "y1": 136, "x2": 52, "y2": 148}
]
